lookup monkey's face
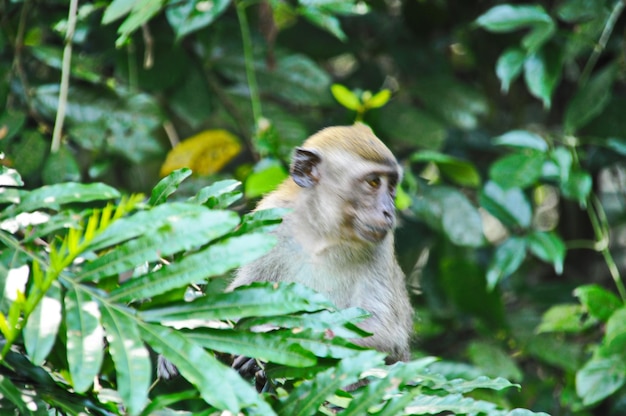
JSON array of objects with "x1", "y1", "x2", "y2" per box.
[
  {"x1": 344, "y1": 169, "x2": 398, "y2": 243},
  {"x1": 290, "y1": 143, "x2": 400, "y2": 245}
]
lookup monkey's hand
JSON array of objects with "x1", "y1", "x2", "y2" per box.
[{"x1": 232, "y1": 355, "x2": 268, "y2": 392}]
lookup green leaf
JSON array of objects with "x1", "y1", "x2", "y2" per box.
[
  {"x1": 475, "y1": 5, "x2": 552, "y2": 33},
  {"x1": 0, "y1": 166, "x2": 23, "y2": 187},
  {"x1": 244, "y1": 160, "x2": 288, "y2": 199},
  {"x1": 573, "y1": 284, "x2": 621, "y2": 322},
  {"x1": 486, "y1": 237, "x2": 527, "y2": 290},
  {"x1": 537, "y1": 304, "x2": 594, "y2": 333},
  {"x1": 479, "y1": 181, "x2": 532, "y2": 229},
  {"x1": 110, "y1": 233, "x2": 276, "y2": 302},
  {"x1": 277, "y1": 350, "x2": 385, "y2": 415},
  {"x1": 475, "y1": 5, "x2": 555, "y2": 52},
  {"x1": 165, "y1": 0, "x2": 230, "y2": 40},
  {"x1": 405, "y1": 394, "x2": 500, "y2": 415},
  {"x1": 560, "y1": 169, "x2": 592, "y2": 207},
  {"x1": 365, "y1": 89, "x2": 391, "y2": 109},
  {"x1": 496, "y1": 47, "x2": 526, "y2": 93},
  {"x1": 42, "y1": 147, "x2": 82, "y2": 184},
  {"x1": 489, "y1": 151, "x2": 546, "y2": 189},
  {"x1": 23, "y1": 282, "x2": 62, "y2": 365},
  {"x1": 604, "y1": 307, "x2": 626, "y2": 349},
  {"x1": 9, "y1": 182, "x2": 120, "y2": 216},
  {"x1": 238, "y1": 307, "x2": 370, "y2": 339},
  {"x1": 141, "y1": 282, "x2": 333, "y2": 322},
  {"x1": 467, "y1": 341, "x2": 523, "y2": 382},
  {"x1": 523, "y1": 49, "x2": 562, "y2": 109},
  {"x1": 99, "y1": 304, "x2": 150, "y2": 416},
  {"x1": 184, "y1": 328, "x2": 317, "y2": 367},
  {"x1": 149, "y1": 168, "x2": 192, "y2": 206},
  {"x1": 341, "y1": 359, "x2": 437, "y2": 416},
  {"x1": 102, "y1": 0, "x2": 137, "y2": 24},
  {"x1": 138, "y1": 323, "x2": 275, "y2": 414},
  {"x1": 564, "y1": 62, "x2": 617, "y2": 134},
  {"x1": 114, "y1": 0, "x2": 166, "y2": 47},
  {"x1": 89, "y1": 203, "x2": 203, "y2": 251},
  {"x1": 299, "y1": 7, "x2": 347, "y2": 41},
  {"x1": 576, "y1": 355, "x2": 626, "y2": 406},
  {"x1": 235, "y1": 207, "x2": 287, "y2": 236},
  {"x1": 330, "y1": 84, "x2": 361, "y2": 110},
  {"x1": 188, "y1": 179, "x2": 242, "y2": 209},
  {"x1": 411, "y1": 151, "x2": 481, "y2": 188},
  {"x1": 81, "y1": 208, "x2": 239, "y2": 281},
  {"x1": 493, "y1": 130, "x2": 548, "y2": 152},
  {"x1": 0, "y1": 375, "x2": 33, "y2": 416},
  {"x1": 411, "y1": 186, "x2": 484, "y2": 247},
  {"x1": 527, "y1": 231, "x2": 566, "y2": 274},
  {"x1": 65, "y1": 287, "x2": 104, "y2": 393}
]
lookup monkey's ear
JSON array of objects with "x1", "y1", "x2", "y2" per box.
[{"x1": 290, "y1": 147, "x2": 321, "y2": 188}]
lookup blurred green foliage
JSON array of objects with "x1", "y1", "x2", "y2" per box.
[{"x1": 1, "y1": 0, "x2": 626, "y2": 414}]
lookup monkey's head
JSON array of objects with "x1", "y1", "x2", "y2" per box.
[{"x1": 289, "y1": 123, "x2": 401, "y2": 245}]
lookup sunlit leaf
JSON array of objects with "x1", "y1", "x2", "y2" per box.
[
  {"x1": 188, "y1": 179, "x2": 242, "y2": 209},
  {"x1": 412, "y1": 151, "x2": 481, "y2": 188},
  {"x1": 100, "y1": 304, "x2": 151, "y2": 416},
  {"x1": 141, "y1": 282, "x2": 333, "y2": 322},
  {"x1": 65, "y1": 287, "x2": 104, "y2": 393},
  {"x1": 110, "y1": 233, "x2": 276, "y2": 302},
  {"x1": 576, "y1": 355, "x2": 626, "y2": 406},
  {"x1": 331, "y1": 84, "x2": 361, "y2": 110},
  {"x1": 537, "y1": 304, "x2": 594, "y2": 333},
  {"x1": 244, "y1": 160, "x2": 288, "y2": 199},
  {"x1": 365, "y1": 89, "x2": 391, "y2": 109},
  {"x1": 138, "y1": 323, "x2": 274, "y2": 414},
  {"x1": 523, "y1": 49, "x2": 562, "y2": 109},
  {"x1": 493, "y1": 130, "x2": 548, "y2": 152},
  {"x1": 23, "y1": 282, "x2": 62, "y2": 365}
]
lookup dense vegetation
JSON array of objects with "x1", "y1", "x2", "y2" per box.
[{"x1": 1, "y1": 0, "x2": 625, "y2": 414}]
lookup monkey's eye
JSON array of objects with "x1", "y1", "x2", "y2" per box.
[{"x1": 366, "y1": 175, "x2": 382, "y2": 189}]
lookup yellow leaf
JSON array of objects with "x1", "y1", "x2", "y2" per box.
[{"x1": 160, "y1": 130, "x2": 242, "y2": 177}]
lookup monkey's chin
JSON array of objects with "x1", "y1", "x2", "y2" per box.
[{"x1": 356, "y1": 226, "x2": 389, "y2": 243}]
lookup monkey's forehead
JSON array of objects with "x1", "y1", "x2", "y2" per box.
[{"x1": 304, "y1": 124, "x2": 397, "y2": 167}]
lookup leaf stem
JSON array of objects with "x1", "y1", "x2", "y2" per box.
[
  {"x1": 235, "y1": 0, "x2": 263, "y2": 127},
  {"x1": 587, "y1": 194, "x2": 626, "y2": 302},
  {"x1": 50, "y1": 0, "x2": 78, "y2": 153}
]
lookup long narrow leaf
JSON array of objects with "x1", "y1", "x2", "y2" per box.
[
  {"x1": 100, "y1": 303, "x2": 151, "y2": 416},
  {"x1": 23, "y1": 281, "x2": 62, "y2": 365},
  {"x1": 185, "y1": 328, "x2": 316, "y2": 366},
  {"x1": 9, "y1": 183, "x2": 120, "y2": 216},
  {"x1": 80, "y1": 209, "x2": 239, "y2": 281},
  {"x1": 140, "y1": 282, "x2": 332, "y2": 322},
  {"x1": 277, "y1": 350, "x2": 385, "y2": 416},
  {"x1": 88, "y1": 202, "x2": 211, "y2": 251},
  {"x1": 0, "y1": 375, "x2": 33, "y2": 415},
  {"x1": 110, "y1": 233, "x2": 276, "y2": 302},
  {"x1": 65, "y1": 287, "x2": 104, "y2": 393},
  {"x1": 137, "y1": 322, "x2": 275, "y2": 414}
]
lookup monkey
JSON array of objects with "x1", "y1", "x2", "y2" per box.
[
  {"x1": 157, "y1": 123, "x2": 413, "y2": 382},
  {"x1": 229, "y1": 123, "x2": 413, "y2": 363}
]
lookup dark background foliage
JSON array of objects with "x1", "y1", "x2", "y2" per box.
[{"x1": 1, "y1": 0, "x2": 626, "y2": 414}]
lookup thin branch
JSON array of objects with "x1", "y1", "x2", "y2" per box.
[
  {"x1": 50, "y1": 0, "x2": 79, "y2": 153},
  {"x1": 235, "y1": 0, "x2": 262, "y2": 127},
  {"x1": 141, "y1": 23, "x2": 154, "y2": 69},
  {"x1": 579, "y1": 0, "x2": 625, "y2": 86}
]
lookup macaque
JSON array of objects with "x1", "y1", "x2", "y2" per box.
[{"x1": 229, "y1": 123, "x2": 413, "y2": 363}]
